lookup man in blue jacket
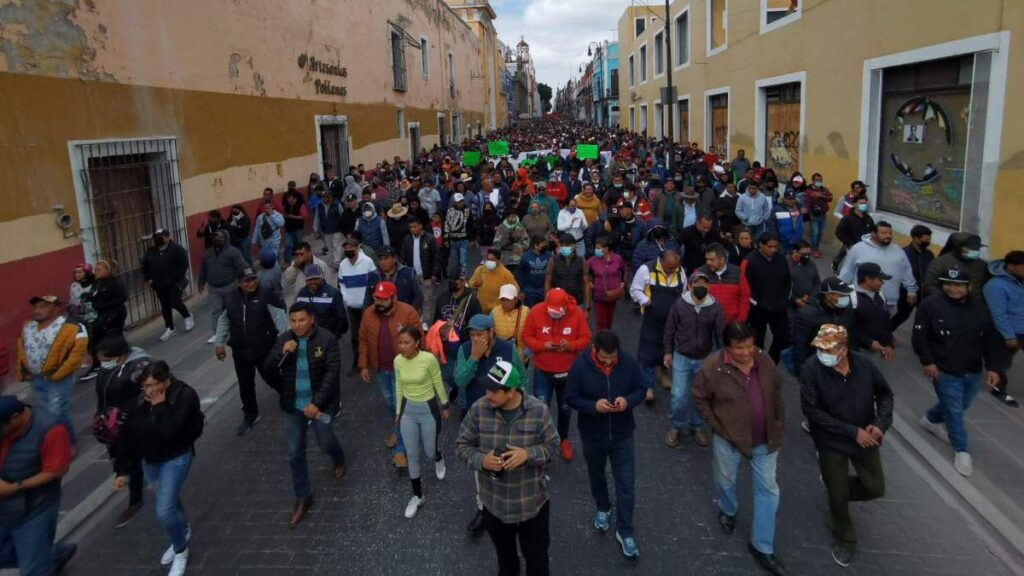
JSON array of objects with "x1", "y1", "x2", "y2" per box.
[
  {"x1": 770, "y1": 189, "x2": 805, "y2": 252},
  {"x1": 984, "y1": 250, "x2": 1024, "y2": 407},
  {"x1": 566, "y1": 331, "x2": 646, "y2": 559}
]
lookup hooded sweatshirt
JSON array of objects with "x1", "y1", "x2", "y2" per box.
[
  {"x1": 355, "y1": 202, "x2": 389, "y2": 251},
  {"x1": 839, "y1": 235, "x2": 916, "y2": 308},
  {"x1": 521, "y1": 297, "x2": 592, "y2": 374},
  {"x1": 664, "y1": 292, "x2": 725, "y2": 359},
  {"x1": 984, "y1": 260, "x2": 1024, "y2": 339}
]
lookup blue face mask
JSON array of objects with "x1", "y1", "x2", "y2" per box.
[
  {"x1": 594, "y1": 248, "x2": 606, "y2": 258},
  {"x1": 816, "y1": 350, "x2": 840, "y2": 367},
  {"x1": 559, "y1": 247, "x2": 573, "y2": 258},
  {"x1": 836, "y1": 295, "x2": 851, "y2": 309},
  {"x1": 857, "y1": 204, "x2": 869, "y2": 213},
  {"x1": 963, "y1": 249, "x2": 981, "y2": 260}
]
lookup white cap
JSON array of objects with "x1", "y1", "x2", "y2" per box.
[
  {"x1": 713, "y1": 164, "x2": 726, "y2": 175},
  {"x1": 452, "y1": 193, "x2": 465, "y2": 202},
  {"x1": 498, "y1": 284, "x2": 519, "y2": 300}
]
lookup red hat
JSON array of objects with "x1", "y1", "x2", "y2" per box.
[
  {"x1": 374, "y1": 281, "x2": 397, "y2": 299},
  {"x1": 545, "y1": 288, "x2": 571, "y2": 316}
]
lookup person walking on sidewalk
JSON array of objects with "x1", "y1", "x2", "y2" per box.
[
  {"x1": 394, "y1": 326, "x2": 450, "y2": 519},
  {"x1": 890, "y1": 225, "x2": 933, "y2": 330},
  {"x1": 522, "y1": 288, "x2": 592, "y2": 462},
  {"x1": 922, "y1": 233, "x2": 990, "y2": 299},
  {"x1": 984, "y1": 250, "x2": 1024, "y2": 407},
  {"x1": 742, "y1": 232, "x2": 792, "y2": 364},
  {"x1": 664, "y1": 272, "x2": 725, "y2": 449},
  {"x1": 264, "y1": 303, "x2": 347, "y2": 528},
  {"x1": 16, "y1": 295, "x2": 88, "y2": 447},
  {"x1": 85, "y1": 259, "x2": 128, "y2": 375},
  {"x1": 198, "y1": 230, "x2": 246, "y2": 344},
  {"x1": 913, "y1": 266, "x2": 1002, "y2": 477},
  {"x1": 791, "y1": 277, "x2": 856, "y2": 375},
  {"x1": 455, "y1": 361, "x2": 559, "y2": 576},
  {"x1": 0, "y1": 396, "x2": 77, "y2": 576},
  {"x1": 93, "y1": 335, "x2": 151, "y2": 529},
  {"x1": 213, "y1": 266, "x2": 287, "y2": 436},
  {"x1": 113, "y1": 361, "x2": 203, "y2": 576},
  {"x1": 359, "y1": 281, "x2": 422, "y2": 469},
  {"x1": 566, "y1": 331, "x2": 646, "y2": 559},
  {"x1": 251, "y1": 199, "x2": 286, "y2": 259},
  {"x1": 852, "y1": 263, "x2": 896, "y2": 361},
  {"x1": 692, "y1": 322, "x2": 787, "y2": 576},
  {"x1": 799, "y1": 324, "x2": 892, "y2": 568},
  {"x1": 832, "y1": 196, "x2": 874, "y2": 273},
  {"x1": 143, "y1": 229, "x2": 194, "y2": 343},
  {"x1": 838, "y1": 221, "x2": 917, "y2": 315}
]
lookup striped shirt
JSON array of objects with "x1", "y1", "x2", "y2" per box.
[{"x1": 293, "y1": 337, "x2": 311, "y2": 411}]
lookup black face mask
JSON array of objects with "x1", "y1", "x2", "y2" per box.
[
  {"x1": 692, "y1": 286, "x2": 709, "y2": 300},
  {"x1": 799, "y1": 254, "x2": 811, "y2": 264},
  {"x1": 918, "y1": 241, "x2": 931, "y2": 250},
  {"x1": 344, "y1": 250, "x2": 357, "y2": 259}
]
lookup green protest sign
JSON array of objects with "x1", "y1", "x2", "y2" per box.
[
  {"x1": 488, "y1": 140, "x2": 510, "y2": 157},
  {"x1": 462, "y1": 151, "x2": 482, "y2": 167},
  {"x1": 576, "y1": 144, "x2": 600, "y2": 160}
]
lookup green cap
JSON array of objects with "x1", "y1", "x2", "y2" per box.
[{"x1": 478, "y1": 360, "x2": 522, "y2": 391}]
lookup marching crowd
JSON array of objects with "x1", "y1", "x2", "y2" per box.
[{"x1": 5, "y1": 120, "x2": 1024, "y2": 576}]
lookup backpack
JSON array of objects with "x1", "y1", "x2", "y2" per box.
[{"x1": 260, "y1": 216, "x2": 273, "y2": 239}]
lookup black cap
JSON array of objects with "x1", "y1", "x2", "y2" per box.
[
  {"x1": 819, "y1": 276, "x2": 854, "y2": 295},
  {"x1": 783, "y1": 189, "x2": 797, "y2": 199},
  {"x1": 852, "y1": 180, "x2": 869, "y2": 189},
  {"x1": 962, "y1": 235, "x2": 986, "y2": 250},
  {"x1": 378, "y1": 245, "x2": 397, "y2": 257},
  {"x1": 856, "y1": 262, "x2": 892, "y2": 281},
  {"x1": 238, "y1": 266, "x2": 258, "y2": 280},
  {"x1": 559, "y1": 232, "x2": 576, "y2": 245},
  {"x1": 939, "y1": 265, "x2": 971, "y2": 284}
]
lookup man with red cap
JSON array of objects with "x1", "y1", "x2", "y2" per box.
[
  {"x1": 359, "y1": 281, "x2": 422, "y2": 468},
  {"x1": 521, "y1": 288, "x2": 592, "y2": 461}
]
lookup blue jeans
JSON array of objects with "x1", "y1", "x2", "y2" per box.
[
  {"x1": 534, "y1": 370, "x2": 571, "y2": 441},
  {"x1": 236, "y1": 238, "x2": 253, "y2": 266},
  {"x1": 808, "y1": 218, "x2": 825, "y2": 250},
  {"x1": 669, "y1": 353, "x2": 706, "y2": 432},
  {"x1": 713, "y1": 435, "x2": 779, "y2": 555},
  {"x1": 284, "y1": 410, "x2": 346, "y2": 500},
  {"x1": 925, "y1": 372, "x2": 981, "y2": 453},
  {"x1": 0, "y1": 500, "x2": 64, "y2": 576},
  {"x1": 450, "y1": 239, "x2": 469, "y2": 274},
  {"x1": 639, "y1": 365, "x2": 656, "y2": 391},
  {"x1": 283, "y1": 229, "x2": 305, "y2": 263},
  {"x1": 376, "y1": 370, "x2": 405, "y2": 455},
  {"x1": 581, "y1": 435, "x2": 636, "y2": 538},
  {"x1": 746, "y1": 222, "x2": 768, "y2": 242},
  {"x1": 143, "y1": 451, "x2": 193, "y2": 554},
  {"x1": 31, "y1": 376, "x2": 75, "y2": 446}
]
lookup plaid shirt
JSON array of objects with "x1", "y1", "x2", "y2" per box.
[{"x1": 456, "y1": 393, "x2": 560, "y2": 523}]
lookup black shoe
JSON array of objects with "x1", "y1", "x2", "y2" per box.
[
  {"x1": 55, "y1": 541, "x2": 77, "y2": 572},
  {"x1": 115, "y1": 501, "x2": 144, "y2": 528},
  {"x1": 236, "y1": 415, "x2": 260, "y2": 436},
  {"x1": 991, "y1": 389, "x2": 1020, "y2": 407},
  {"x1": 467, "y1": 509, "x2": 485, "y2": 535},
  {"x1": 748, "y1": 543, "x2": 787, "y2": 575},
  {"x1": 719, "y1": 512, "x2": 736, "y2": 535},
  {"x1": 831, "y1": 543, "x2": 853, "y2": 567}
]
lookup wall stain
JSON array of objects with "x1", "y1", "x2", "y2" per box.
[
  {"x1": 0, "y1": 0, "x2": 115, "y2": 80},
  {"x1": 228, "y1": 53, "x2": 241, "y2": 79},
  {"x1": 827, "y1": 131, "x2": 850, "y2": 159},
  {"x1": 252, "y1": 71, "x2": 265, "y2": 96}
]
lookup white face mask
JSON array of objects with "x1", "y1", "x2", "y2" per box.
[
  {"x1": 835, "y1": 295, "x2": 851, "y2": 309},
  {"x1": 100, "y1": 359, "x2": 120, "y2": 370},
  {"x1": 484, "y1": 261, "x2": 498, "y2": 271},
  {"x1": 816, "y1": 350, "x2": 840, "y2": 367},
  {"x1": 363, "y1": 210, "x2": 375, "y2": 219}
]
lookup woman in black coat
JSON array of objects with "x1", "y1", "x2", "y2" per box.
[{"x1": 84, "y1": 259, "x2": 128, "y2": 373}]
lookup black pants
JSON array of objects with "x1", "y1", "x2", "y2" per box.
[
  {"x1": 483, "y1": 501, "x2": 550, "y2": 576},
  {"x1": 347, "y1": 307, "x2": 365, "y2": 368},
  {"x1": 818, "y1": 448, "x2": 885, "y2": 545},
  {"x1": 89, "y1": 311, "x2": 126, "y2": 368},
  {"x1": 232, "y1": 349, "x2": 276, "y2": 418},
  {"x1": 992, "y1": 335, "x2": 1023, "y2": 394},
  {"x1": 748, "y1": 306, "x2": 789, "y2": 363},
  {"x1": 155, "y1": 285, "x2": 191, "y2": 330},
  {"x1": 889, "y1": 286, "x2": 916, "y2": 331},
  {"x1": 108, "y1": 445, "x2": 144, "y2": 506}
]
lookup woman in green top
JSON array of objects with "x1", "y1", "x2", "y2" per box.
[{"x1": 394, "y1": 326, "x2": 450, "y2": 518}]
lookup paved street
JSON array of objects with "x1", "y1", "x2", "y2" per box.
[{"x1": 54, "y1": 264, "x2": 1020, "y2": 575}]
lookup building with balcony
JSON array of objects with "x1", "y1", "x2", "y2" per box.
[{"x1": 590, "y1": 41, "x2": 620, "y2": 127}]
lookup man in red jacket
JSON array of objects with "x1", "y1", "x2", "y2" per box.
[
  {"x1": 698, "y1": 243, "x2": 751, "y2": 323},
  {"x1": 522, "y1": 288, "x2": 591, "y2": 461}
]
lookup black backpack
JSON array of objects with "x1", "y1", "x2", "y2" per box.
[{"x1": 260, "y1": 217, "x2": 273, "y2": 239}]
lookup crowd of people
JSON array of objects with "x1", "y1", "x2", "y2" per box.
[{"x1": 5, "y1": 119, "x2": 1023, "y2": 576}]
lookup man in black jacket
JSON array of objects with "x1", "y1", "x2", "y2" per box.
[
  {"x1": 402, "y1": 219, "x2": 443, "y2": 324},
  {"x1": 566, "y1": 331, "x2": 646, "y2": 559},
  {"x1": 742, "y1": 232, "x2": 792, "y2": 363},
  {"x1": 914, "y1": 266, "x2": 1001, "y2": 478},
  {"x1": 213, "y1": 267, "x2": 287, "y2": 436},
  {"x1": 833, "y1": 196, "x2": 874, "y2": 272},
  {"x1": 293, "y1": 265, "x2": 349, "y2": 339},
  {"x1": 142, "y1": 229, "x2": 194, "y2": 342},
  {"x1": 677, "y1": 214, "x2": 723, "y2": 273},
  {"x1": 852, "y1": 263, "x2": 895, "y2": 360},
  {"x1": 791, "y1": 277, "x2": 855, "y2": 374},
  {"x1": 800, "y1": 324, "x2": 892, "y2": 568},
  {"x1": 891, "y1": 224, "x2": 933, "y2": 329},
  {"x1": 264, "y1": 303, "x2": 346, "y2": 528}
]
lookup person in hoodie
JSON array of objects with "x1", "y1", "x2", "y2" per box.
[
  {"x1": 735, "y1": 181, "x2": 772, "y2": 241},
  {"x1": 923, "y1": 232, "x2": 990, "y2": 299},
  {"x1": 984, "y1": 250, "x2": 1024, "y2": 407},
  {"x1": 251, "y1": 199, "x2": 286, "y2": 257},
  {"x1": 94, "y1": 335, "x2": 151, "y2": 529},
  {"x1": 516, "y1": 235, "x2": 553, "y2": 307},
  {"x1": 226, "y1": 204, "x2": 253, "y2": 266},
  {"x1": 833, "y1": 196, "x2": 874, "y2": 273},
  {"x1": 355, "y1": 202, "x2": 390, "y2": 254},
  {"x1": 839, "y1": 221, "x2": 917, "y2": 315},
  {"x1": 492, "y1": 211, "x2": 530, "y2": 274},
  {"x1": 663, "y1": 272, "x2": 725, "y2": 449},
  {"x1": 632, "y1": 222, "x2": 680, "y2": 272},
  {"x1": 565, "y1": 331, "x2": 646, "y2": 559},
  {"x1": 374, "y1": 246, "x2": 422, "y2": 311},
  {"x1": 521, "y1": 288, "x2": 592, "y2": 462},
  {"x1": 195, "y1": 209, "x2": 227, "y2": 251},
  {"x1": 143, "y1": 229, "x2": 194, "y2": 343}
]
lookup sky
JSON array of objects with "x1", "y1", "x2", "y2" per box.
[{"x1": 491, "y1": 0, "x2": 627, "y2": 90}]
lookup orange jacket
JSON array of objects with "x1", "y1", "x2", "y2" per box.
[
  {"x1": 521, "y1": 301, "x2": 591, "y2": 374},
  {"x1": 16, "y1": 319, "x2": 89, "y2": 382},
  {"x1": 358, "y1": 302, "x2": 422, "y2": 371}
]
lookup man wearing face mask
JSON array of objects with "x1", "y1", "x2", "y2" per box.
[
  {"x1": 800, "y1": 324, "x2": 892, "y2": 568},
  {"x1": 852, "y1": 263, "x2": 896, "y2": 362},
  {"x1": 890, "y1": 225, "x2": 934, "y2": 330},
  {"x1": 914, "y1": 266, "x2": 1002, "y2": 477},
  {"x1": 142, "y1": 229, "x2": 194, "y2": 343},
  {"x1": 198, "y1": 230, "x2": 246, "y2": 344},
  {"x1": 839, "y1": 222, "x2": 916, "y2": 315},
  {"x1": 355, "y1": 202, "x2": 389, "y2": 254},
  {"x1": 922, "y1": 233, "x2": 990, "y2": 299},
  {"x1": 546, "y1": 234, "x2": 591, "y2": 311},
  {"x1": 338, "y1": 236, "x2": 379, "y2": 374},
  {"x1": 601, "y1": 173, "x2": 627, "y2": 212},
  {"x1": 469, "y1": 249, "x2": 518, "y2": 314},
  {"x1": 792, "y1": 277, "x2": 856, "y2": 375},
  {"x1": 833, "y1": 196, "x2": 874, "y2": 273},
  {"x1": 516, "y1": 236, "x2": 553, "y2": 308},
  {"x1": 787, "y1": 241, "x2": 820, "y2": 315}
]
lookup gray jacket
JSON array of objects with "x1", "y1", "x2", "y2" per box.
[{"x1": 199, "y1": 231, "x2": 246, "y2": 288}]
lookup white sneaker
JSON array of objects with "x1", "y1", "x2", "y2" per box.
[
  {"x1": 800, "y1": 419, "x2": 811, "y2": 434},
  {"x1": 184, "y1": 316, "x2": 195, "y2": 331},
  {"x1": 205, "y1": 335, "x2": 219, "y2": 345},
  {"x1": 159, "y1": 328, "x2": 176, "y2": 342},
  {"x1": 954, "y1": 452, "x2": 974, "y2": 477},
  {"x1": 919, "y1": 415, "x2": 951, "y2": 444},
  {"x1": 435, "y1": 458, "x2": 447, "y2": 481},
  {"x1": 161, "y1": 526, "x2": 191, "y2": 565},
  {"x1": 168, "y1": 548, "x2": 189, "y2": 576},
  {"x1": 404, "y1": 495, "x2": 424, "y2": 518}
]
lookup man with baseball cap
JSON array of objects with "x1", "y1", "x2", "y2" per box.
[
  {"x1": 0, "y1": 396, "x2": 77, "y2": 573},
  {"x1": 293, "y1": 264, "x2": 349, "y2": 339},
  {"x1": 799, "y1": 324, "x2": 892, "y2": 567},
  {"x1": 444, "y1": 192, "x2": 474, "y2": 277},
  {"x1": 375, "y1": 245, "x2": 422, "y2": 311},
  {"x1": 16, "y1": 296, "x2": 88, "y2": 447},
  {"x1": 852, "y1": 263, "x2": 895, "y2": 361},
  {"x1": 456, "y1": 360, "x2": 559, "y2": 575},
  {"x1": 791, "y1": 277, "x2": 856, "y2": 375},
  {"x1": 142, "y1": 228, "x2": 194, "y2": 342},
  {"x1": 914, "y1": 266, "x2": 1002, "y2": 476},
  {"x1": 359, "y1": 281, "x2": 421, "y2": 468}
]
